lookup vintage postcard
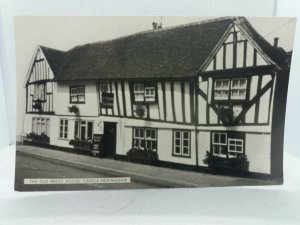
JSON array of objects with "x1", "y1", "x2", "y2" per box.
[{"x1": 15, "y1": 16, "x2": 296, "y2": 191}]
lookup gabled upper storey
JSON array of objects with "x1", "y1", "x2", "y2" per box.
[
  {"x1": 201, "y1": 17, "x2": 287, "y2": 74},
  {"x1": 25, "y1": 46, "x2": 65, "y2": 114},
  {"x1": 24, "y1": 46, "x2": 65, "y2": 85}
]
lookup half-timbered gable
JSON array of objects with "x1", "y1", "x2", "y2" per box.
[
  {"x1": 25, "y1": 46, "x2": 65, "y2": 114},
  {"x1": 197, "y1": 18, "x2": 286, "y2": 127}
]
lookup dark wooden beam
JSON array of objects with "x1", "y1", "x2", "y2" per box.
[
  {"x1": 235, "y1": 79, "x2": 273, "y2": 123},
  {"x1": 254, "y1": 76, "x2": 262, "y2": 124},
  {"x1": 223, "y1": 44, "x2": 226, "y2": 69},
  {"x1": 243, "y1": 41, "x2": 247, "y2": 67},
  {"x1": 121, "y1": 80, "x2": 127, "y2": 117},
  {"x1": 189, "y1": 80, "x2": 194, "y2": 123},
  {"x1": 181, "y1": 81, "x2": 186, "y2": 123},
  {"x1": 162, "y1": 81, "x2": 167, "y2": 121},
  {"x1": 171, "y1": 81, "x2": 176, "y2": 122},
  {"x1": 200, "y1": 65, "x2": 274, "y2": 80},
  {"x1": 115, "y1": 81, "x2": 120, "y2": 116}
]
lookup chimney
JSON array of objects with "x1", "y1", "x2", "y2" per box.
[
  {"x1": 273, "y1": 37, "x2": 279, "y2": 47},
  {"x1": 152, "y1": 22, "x2": 158, "y2": 30}
]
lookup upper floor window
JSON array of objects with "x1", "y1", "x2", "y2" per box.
[
  {"x1": 99, "y1": 82, "x2": 114, "y2": 108},
  {"x1": 33, "y1": 84, "x2": 45, "y2": 101},
  {"x1": 173, "y1": 130, "x2": 190, "y2": 157},
  {"x1": 213, "y1": 78, "x2": 247, "y2": 101},
  {"x1": 133, "y1": 84, "x2": 156, "y2": 103},
  {"x1": 70, "y1": 86, "x2": 85, "y2": 103}
]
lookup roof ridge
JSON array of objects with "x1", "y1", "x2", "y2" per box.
[
  {"x1": 39, "y1": 45, "x2": 66, "y2": 53},
  {"x1": 69, "y1": 16, "x2": 234, "y2": 51}
]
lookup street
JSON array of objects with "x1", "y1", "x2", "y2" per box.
[{"x1": 15, "y1": 153, "x2": 162, "y2": 191}]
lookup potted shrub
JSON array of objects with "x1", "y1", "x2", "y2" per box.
[
  {"x1": 126, "y1": 147, "x2": 159, "y2": 165},
  {"x1": 68, "y1": 105, "x2": 80, "y2": 114},
  {"x1": 203, "y1": 151, "x2": 249, "y2": 172}
]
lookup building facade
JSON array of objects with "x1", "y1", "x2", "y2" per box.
[{"x1": 22, "y1": 17, "x2": 290, "y2": 178}]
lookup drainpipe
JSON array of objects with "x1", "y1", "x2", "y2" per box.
[{"x1": 194, "y1": 76, "x2": 199, "y2": 171}]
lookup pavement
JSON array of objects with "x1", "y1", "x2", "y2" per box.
[{"x1": 16, "y1": 145, "x2": 278, "y2": 188}]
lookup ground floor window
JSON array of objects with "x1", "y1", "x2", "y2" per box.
[
  {"x1": 74, "y1": 120, "x2": 93, "y2": 141},
  {"x1": 59, "y1": 119, "x2": 68, "y2": 139},
  {"x1": 211, "y1": 132, "x2": 245, "y2": 157},
  {"x1": 32, "y1": 117, "x2": 50, "y2": 135},
  {"x1": 133, "y1": 127, "x2": 157, "y2": 151},
  {"x1": 173, "y1": 130, "x2": 190, "y2": 157}
]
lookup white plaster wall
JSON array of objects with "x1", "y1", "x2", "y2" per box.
[
  {"x1": 157, "y1": 128, "x2": 196, "y2": 166},
  {"x1": 122, "y1": 126, "x2": 132, "y2": 156},
  {"x1": 173, "y1": 81, "x2": 183, "y2": 122},
  {"x1": 246, "y1": 133, "x2": 271, "y2": 174},
  {"x1": 54, "y1": 80, "x2": 98, "y2": 117},
  {"x1": 197, "y1": 131, "x2": 210, "y2": 167}
]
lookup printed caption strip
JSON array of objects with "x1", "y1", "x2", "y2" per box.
[{"x1": 24, "y1": 177, "x2": 131, "y2": 185}]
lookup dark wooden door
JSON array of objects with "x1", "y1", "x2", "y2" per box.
[{"x1": 103, "y1": 122, "x2": 117, "y2": 158}]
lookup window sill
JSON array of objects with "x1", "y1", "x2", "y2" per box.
[
  {"x1": 133, "y1": 101, "x2": 158, "y2": 105},
  {"x1": 172, "y1": 153, "x2": 191, "y2": 158},
  {"x1": 69, "y1": 102, "x2": 85, "y2": 104},
  {"x1": 58, "y1": 138, "x2": 69, "y2": 141}
]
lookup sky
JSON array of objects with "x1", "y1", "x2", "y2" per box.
[{"x1": 14, "y1": 16, "x2": 297, "y2": 138}]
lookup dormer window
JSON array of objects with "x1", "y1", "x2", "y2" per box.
[
  {"x1": 133, "y1": 83, "x2": 156, "y2": 103},
  {"x1": 213, "y1": 78, "x2": 247, "y2": 101}
]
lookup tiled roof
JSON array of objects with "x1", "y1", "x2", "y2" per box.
[{"x1": 39, "y1": 17, "x2": 287, "y2": 81}]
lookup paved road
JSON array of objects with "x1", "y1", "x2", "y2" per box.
[{"x1": 15, "y1": 153, "x2": 163, "y2": 191}]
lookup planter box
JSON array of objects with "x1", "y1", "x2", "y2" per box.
[
  {"x1": 26, "y1": 133, "x2": 50, "y2": 145},
  {"x1": 203, "y1": 151, "x2": 249, "y2": 172},
  {"x1": 126, "y1": 149, "x2": 159, "y2": 165},
  {"x1": 69, "y1": 139, "x2": 93, "y2": 153}
]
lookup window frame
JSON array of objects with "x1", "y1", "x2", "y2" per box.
[
  {"x1": 59, "y1": 119, "x2": 69, "y2": 140},
  {"x1": 133, "y1": 84, "x2": 145, "y2": 102},
  {"x1": 32, "y1": 117, "x2": 50, "y2": 135},
  {"x1": 212, "y1": 77, "x2": 249, "y2": 102},
  {"x1": 132, "y1": 127, "x2": 157, "y2": 152},
  {"x1": 228, "y1": 138, "x2": 244, "y2": 155},
  {"x1": 99, "y1": 82, "x2": 110, "y2": 103},
  {"x1": 69, "y1": 85, "x2": 85, "y2": 104},
  {"x1": 132, "y1": 83, "x2": 157, "y2": 103},
  {"x1": 74, "y1": 120, "x2": 94, "y2": 140},
  {"x1": 212, "y1": 132, "x2": 228, "y2": 157},
  {"x1": 172, "y1": 130, "x2": 191, "y2": 158},
  {"x1": 211, "y1": 131, "x2": 245, "y2": 157},
  {"x1": 33, "y1": 83, "x2": 46, "y2": 101}
]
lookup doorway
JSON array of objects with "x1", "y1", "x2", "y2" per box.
[{"x1": 103, "y1": 122, "x2": 117, "y2": 158}]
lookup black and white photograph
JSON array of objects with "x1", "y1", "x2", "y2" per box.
[{"x1": 15, "y1": 16, "x2": 296, "y2": 191}]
